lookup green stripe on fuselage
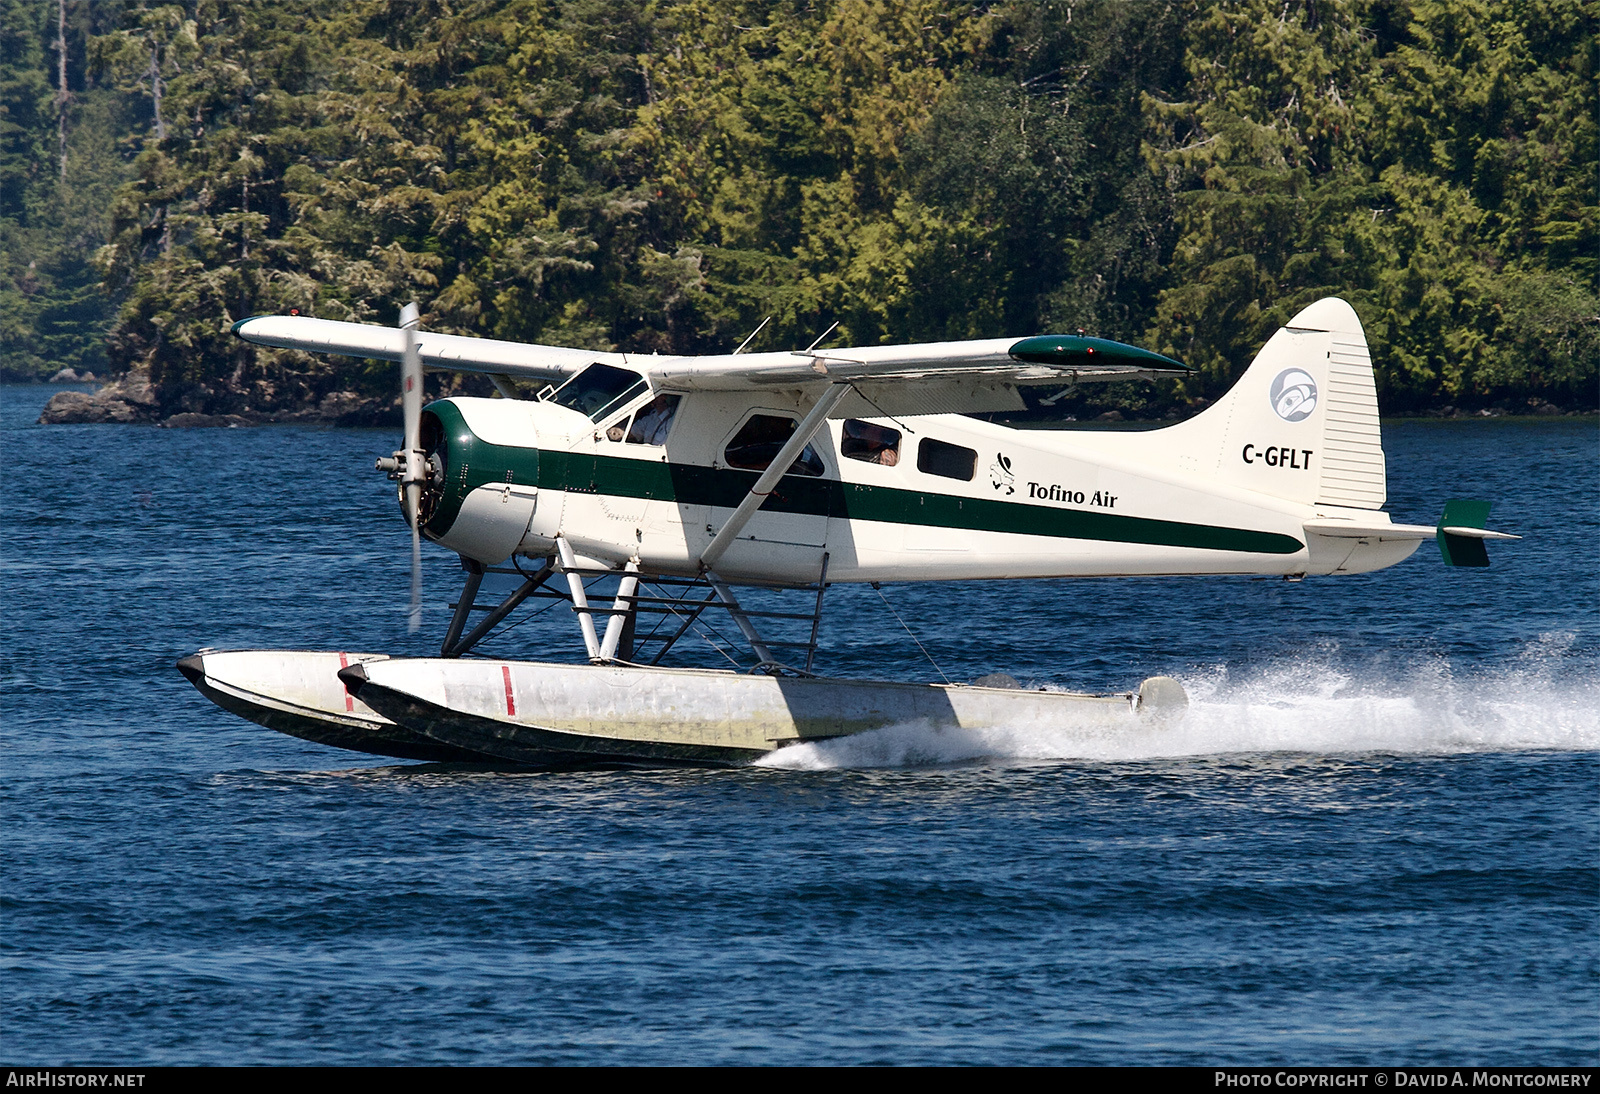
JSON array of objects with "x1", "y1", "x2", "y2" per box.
[
  {"x1": 426, "y1": 406, "x2": 1303, "y2": 555},
  {"x1": 553, "y1": 452, "x2": 1303, "y2": 556}
]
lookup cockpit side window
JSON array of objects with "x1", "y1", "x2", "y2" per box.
[
  {"x1": 625, "y1": 394, "x2": 681, "y2": 446},
  {"x1": 840, "y1": 419, "x2": 901, "y2": 466},
  {"x1": 548, "y1": 363, "x2": 648, "y2": 421},
  {"x1": 724, "y1": 414, "x2": 825, "y2": 477}
]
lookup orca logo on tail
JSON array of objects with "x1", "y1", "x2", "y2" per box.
[{"x1": 1270, "y1": 369, "x2": 1319, "y2": 423}]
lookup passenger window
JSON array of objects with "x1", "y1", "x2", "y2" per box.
[
  {"x1": 724, "y1": 414, "x2": 825, "y2": 477},
  {"x1": 624, "y1": 394, "x2": 681, "y2": 445},
  {"x1": 840, "y1": 419, "x2": 901, "y2": 466},
  {"x1": 917, "y1": 437, "x2": 977, "y2": 481}
]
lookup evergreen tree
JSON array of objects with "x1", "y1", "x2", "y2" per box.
[
  {"x1": 9, "y1": 0, "x2": 1590, "y2": 415},
  {"x1": 0, "y1": 0, "x2": 132, "y2": 380},
  {"x1": 1353, "y1": 0, "x2": 1598, "y2": 408}
]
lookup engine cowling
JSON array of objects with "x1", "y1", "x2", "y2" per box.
[{"x1": 416, "y1": 397, "x2": 543, "y2": 564}]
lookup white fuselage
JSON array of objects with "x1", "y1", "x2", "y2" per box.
[{"x1": 423, "y1": 390, "x2": 1420, "y2": 585}]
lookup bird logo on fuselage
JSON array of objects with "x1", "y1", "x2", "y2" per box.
[{"x1": 990, "y1": 453, "x2": 1015, "y2": 495}]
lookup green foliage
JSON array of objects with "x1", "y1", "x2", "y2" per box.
[
  {"x1": 0, "y1": 0, "x2": 133, "y2": 380},
  {"x1": 1142, "y1": 0, "x2": 1376, "y2": 400},
  {"x1": 1144, "y1": 0, "x2": 1596, "y2": 409},
  {"x1": 1352, "y1": 0, "x2": 1600, "y2": 408},
  {"x1": 2, "y1": 0, "x2": 1592, "y2": 411}
]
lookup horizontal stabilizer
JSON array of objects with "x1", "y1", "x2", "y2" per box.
[
  {"x1": 1305, "y1": 499, "x2": 1519, "y2": 568},
  {"x1": 1302, "y1": 520, "x2": 1436, "y2": 541},
  {"x1": 1436, "y1": 499, "x2": 1518, "y2": 567},
  {"x1": 1439, "y1": 526, "x2": 1520, "y2": 540}
]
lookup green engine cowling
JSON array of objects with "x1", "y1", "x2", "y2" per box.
[{"x1": 417, "y1": 397, "x2": 544, "y2": 564}]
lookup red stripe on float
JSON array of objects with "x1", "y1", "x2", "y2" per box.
[
  {"x1": 502, "y1": 665, "x2": 516, "y2": 716},
  {"x1": 338, "y1": 652, "x2": 354, "y2": 711}
]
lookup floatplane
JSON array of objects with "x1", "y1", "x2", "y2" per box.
[{"x1": 178, "y1": 297, "x2": 1515, "y2": 765}]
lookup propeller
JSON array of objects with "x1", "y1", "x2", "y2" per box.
[{"x1": 376, "y1": 302, "x2": 427, "y2": 632}]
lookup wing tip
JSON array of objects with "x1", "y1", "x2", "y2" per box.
[
  {"x1": 230, "y1": 314, "x2": 275, "y2": 336},
  {"x1": 1008, "y1": 334, "x2": 1189, "y2": 373}
]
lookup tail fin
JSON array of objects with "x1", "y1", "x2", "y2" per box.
[{"x1": 1152, "y1": 298, "x2": 1387, "y2": 509}]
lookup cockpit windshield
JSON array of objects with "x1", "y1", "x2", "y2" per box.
[{"x1": 547, "y1": 363, "x2": 648, "y2": 421}]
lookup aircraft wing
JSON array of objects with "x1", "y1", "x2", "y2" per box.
[
  {"x1": 231, "y1": 315, "x2": 1187, "y2": 415},
  {"x1": 231, "y1": 315, "x2": 623, "y2": 382},
  {"x1": 646, "y1": 335, "x2": 1187, "y2": 416},
  {"x1": 647, "y1": 335, "x2": 1186, "y2": 389}
]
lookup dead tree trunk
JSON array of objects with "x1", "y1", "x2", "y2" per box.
[{"x1": 55, "y1": 0, "x2": 69, "y2": 178}]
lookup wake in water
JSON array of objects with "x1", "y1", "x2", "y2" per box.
[{"x1": 757, "y1": 633, "x2": 1600, "y2": 770}]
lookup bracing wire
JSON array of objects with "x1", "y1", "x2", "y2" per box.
[
  {"x1": 845, "y1": 382, "x2": 917, "y2": 435},
  {"x1": 462, "y1": 562, "x2": 594, "y2": 653},
  {"x1": 452, "y1": 561, "x2": 765, "y2": 672},
  {"x1": 461, "y1": 590, "x2": 563, "y2": 650},
  {"x1": 871, "y1": 582, "x2": 951, "y2": 684},
  {"x1": 642, "y1": 581, "x2": 748, "y2": 669}
]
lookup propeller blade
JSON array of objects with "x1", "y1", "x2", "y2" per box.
[
  {"x1": 409, "y1": 520, "x2": 422, "y2": 633},
  {"x1": 400, "y1": 301, "x2": 423, "y2": 523},
  {"x1": 400, "y1": 302, "x2": 424, "y2": 632}
]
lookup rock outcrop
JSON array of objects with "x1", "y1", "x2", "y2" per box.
[
  {"x1": 37, "y1": 370, "x2": 404, "y2": 428},
  {"x1": 38, "y1": 370, "x2": 161, "y2": 424}
]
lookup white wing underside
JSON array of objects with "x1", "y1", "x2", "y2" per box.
[{"x1": 234, "y1": 315, "x2": 1185, "y2": 417}]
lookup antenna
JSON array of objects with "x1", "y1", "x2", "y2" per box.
[
  {"x1": 733, "y1": 316, "x2": 772, "y2": 355},
  {"x1": 803, "y1": 321, "x2": 839, "y2": 354}
]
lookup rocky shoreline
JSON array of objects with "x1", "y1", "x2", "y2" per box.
[{"x1": 35, "y1": 371, "x2": 403, "y2": 428}]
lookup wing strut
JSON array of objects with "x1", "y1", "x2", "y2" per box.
[
  {"x1": 699, "y1": 382, "x2": 850, "y2": 572},
  {"x1": 707, "y1": 581, "x2": 778, "y2": 667}
]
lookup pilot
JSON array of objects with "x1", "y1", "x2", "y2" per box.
[{"x1": 626, "y1": 395, "x2": 679, "y2": 445}]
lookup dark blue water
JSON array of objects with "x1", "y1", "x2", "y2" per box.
[{"x1": 3, "y1": 383, "x2": 1595, "y2": 1065}]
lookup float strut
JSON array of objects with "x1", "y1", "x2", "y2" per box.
[
  {"x1": 442, "y1": 559, "x2": 553, "y2": 658},
  {"x1": 805, "y1": 552, "x2": 829, "y2": 674},
  {"x1": 646, "y1": 589, "x2": 721, "y2": 666},
  {"x1": 440, "y1": 557, "x2": 484, "y2": 657},
  {"x1": 598, "y1": 561, "x2": 641, "y2": 663},
  {"x1": 706, "y1": 576, "x2": 778, "y2": 668},
  {"x1": 557, "y1": 537, "x2": 603, "y2": 660}
]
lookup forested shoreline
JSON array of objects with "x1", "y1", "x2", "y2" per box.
[{"x1": 3, "y1": 0, "x2": 1595, "y2": 424}]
